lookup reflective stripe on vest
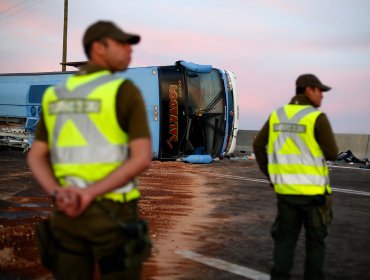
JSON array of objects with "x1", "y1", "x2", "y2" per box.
[
  {"x1": 64, "y1": 175, "x2": 140, "y2": 203},
  {"x1": 43, "y1": 72, "x2": 140, "y2": 202},
  {"x1": 51, "y1": 75, "x2": 127, "y2": 164},
  {"x1": 267, "y1": 105, "x2": 331, "y2": 195}
]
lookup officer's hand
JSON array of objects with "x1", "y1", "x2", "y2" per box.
[
  {"x1": 62, "y1": 187, "x2": 94, "y2": 218},
  {"x1": 55, "y1": 188, "x2": 79, "y2": 215}
]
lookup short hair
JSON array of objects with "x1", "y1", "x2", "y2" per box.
[{"x1": 296, "y1": 86, "x2": 306, "y2": 95}]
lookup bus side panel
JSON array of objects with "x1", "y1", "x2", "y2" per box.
[
  {"x1": 117, "y1": 68, "x2": 160, "y2": 159},
  {"x1": 157, "y1": 66, "x2": 186, "y2": 160},
  {"x1": 0, "y1": 83, "x2": 29, "y2": 118},
  {"x1": 0, "y1": 73, "x2": 71, "y2": 148}
]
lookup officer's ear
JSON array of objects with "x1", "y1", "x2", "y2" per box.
[
  {"x1": 91, "y1": 41, "x2": 104, "y2": 55},
  {"x1": 91, "y1": 38, "x2": 108, "y2": 57},
  {"x1": 304, "y1": 86, "x2": 320, "y2": 105},
  {"x1": 304, "y1": 86, "x2": 314, "y2": 97}
]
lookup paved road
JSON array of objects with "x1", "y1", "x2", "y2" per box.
[
  {"x1": 167, "y1": 160, "x2": 370, "y2": 280},
  {"x1": 1, "y1": 149, "x2": 369, "y2": 279}
]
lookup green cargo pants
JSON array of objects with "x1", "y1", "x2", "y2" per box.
[
  {"x1": 271, "y1": 194, "x2": 332, "y2": 280},
  {"x1": 50, "y1": 199, "x2": 145, "y2": 280}
]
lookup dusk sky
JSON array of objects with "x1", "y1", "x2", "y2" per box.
[{"x1": 1, "y1": 0, "x2": 369, "y2": 134}]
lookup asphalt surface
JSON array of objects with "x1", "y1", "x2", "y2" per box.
[
  {"x1": 180, "y1": 160, "x2": 370, "y2": 280},
  {"x1": 0, "y1": 148, "x2": 370, "y2": 279}
]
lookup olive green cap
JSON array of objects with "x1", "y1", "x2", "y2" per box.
[
  {"x1": 83, "y1": 20, "x2": 140, "y2": 48},
  {"x1": 296, "y1": 74, "x2": 331, "y2": 92}
]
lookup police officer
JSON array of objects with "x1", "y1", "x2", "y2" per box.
[
  {"x1": 253, "y1": 74, "x2": 338, "y2": 280},
  {"x1": 28, "y1": 21, "x2": 152, "y2": 279}
]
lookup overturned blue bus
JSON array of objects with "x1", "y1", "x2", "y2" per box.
[{"x1": 0, "y1": 61, "x2": 238, "y2": 160}]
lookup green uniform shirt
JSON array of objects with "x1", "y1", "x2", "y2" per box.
[
  {"x1": 253, "y1": 94, "x2": 338, "y2": 179},
  {"x1": 35, "y1": 64, "x2": 151, "y2": 142}
]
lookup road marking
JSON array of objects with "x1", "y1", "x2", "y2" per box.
[
  {"x1": 208, "y1": 173, "x2": 370, "y2": 197},
  {"x1": 218, "y1": 174, "x2": 270, "y2": 183},
  {"x1": 329, "y1": 165, "x2": 370, "y2": 171},
  {"x1": 175, "y1": 249, "x2": 270, "y2": 280},
  {"x1": 331, "y1": 188, "x2": 370, "y2": 196}
]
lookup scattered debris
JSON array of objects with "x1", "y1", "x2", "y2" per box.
[
  {"x1": 230, "y1": 153, "x2": 256, "y2": 161},
  {"x1": 247, "y1": 153, "x2": 256, "y2": 160},
  {"x1": 335, "y1": 150, "x2": 369, "y2": 169},
  {"x1": 359, "y1": 160, "x2": 370, "y2": 169},
  {"x1": 181, "y1": 154, "x2": 213, "y2": 164},
  {"x1": 336, "y1": 150, "x2": 368, "y2": 164}
]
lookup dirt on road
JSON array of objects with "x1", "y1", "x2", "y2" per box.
[{"x1": 0, "y1": 148, "x2": 215, "y2": 279}]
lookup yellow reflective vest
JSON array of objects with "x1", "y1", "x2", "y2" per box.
[
  {"x1": 267, "y1": 104, "x2": 331, "y2": 195},
  {"x1": 42, "y1": 70, "x2": 140, "y2": 203}
]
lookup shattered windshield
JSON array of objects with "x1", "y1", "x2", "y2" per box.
[
  {"x1": 186, "y1": 69, "x2": 224, "y2": 116},
  {"x1": 184, "y1": 69, "x2": 226, "y2": 156}
]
